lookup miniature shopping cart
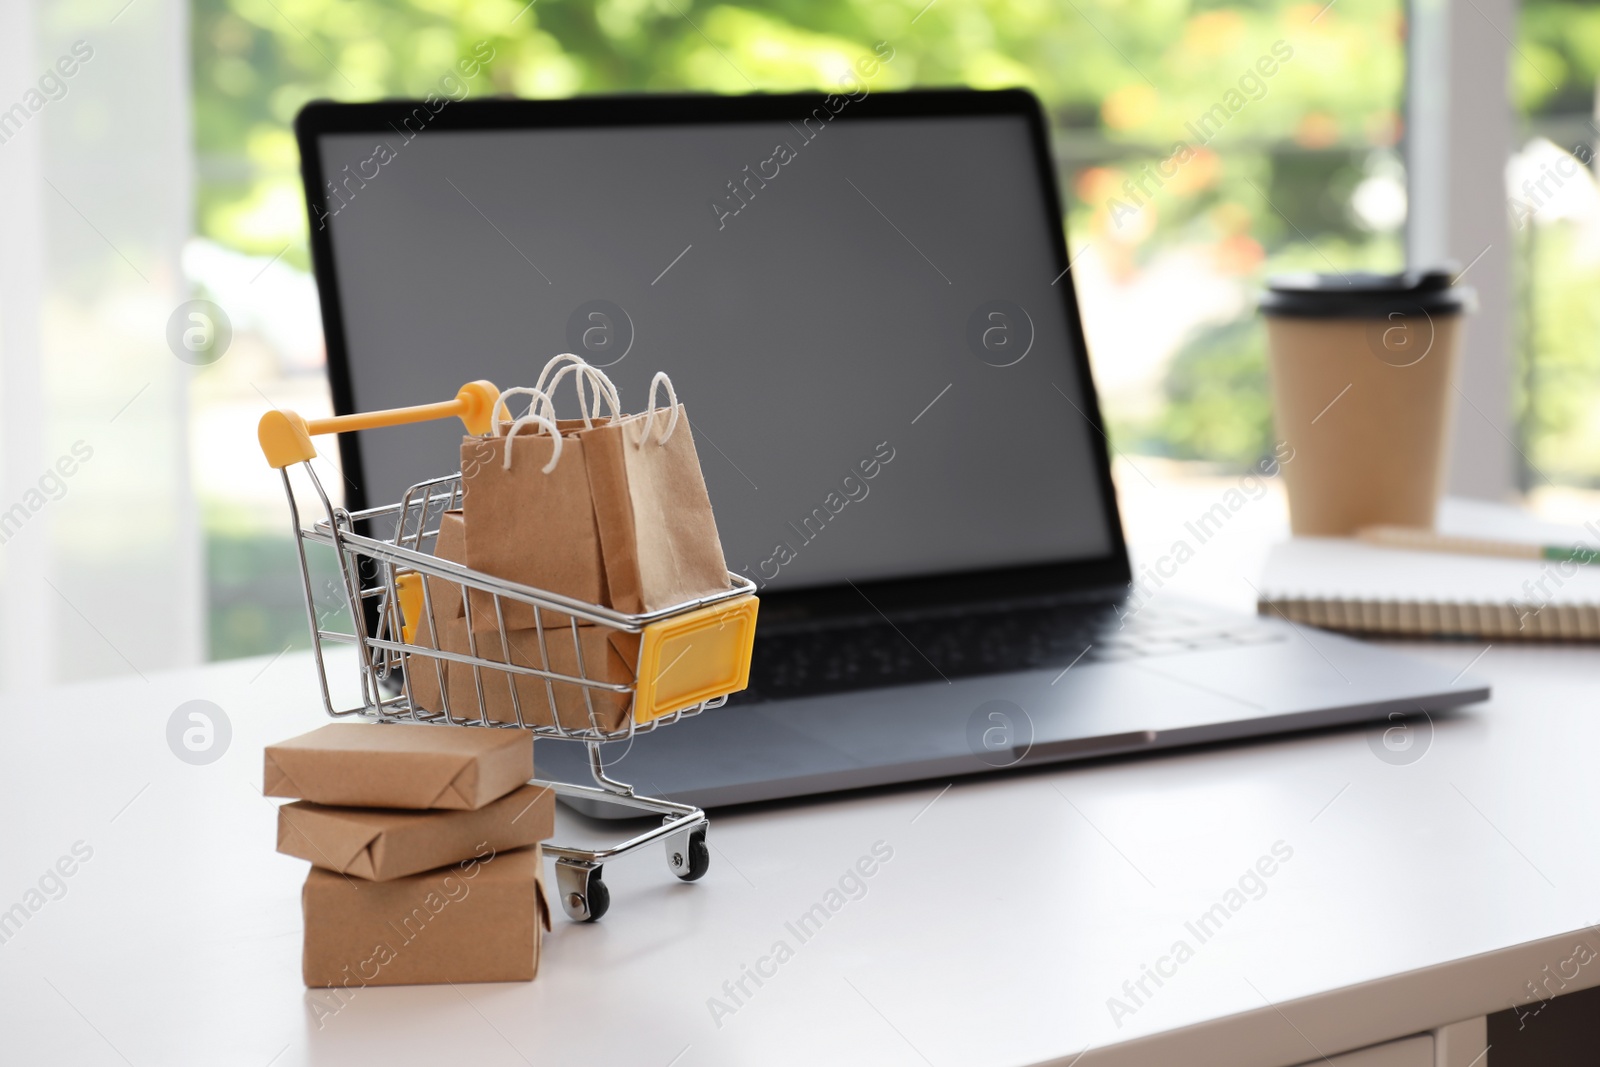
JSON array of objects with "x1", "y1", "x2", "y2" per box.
[{"x1": 257, "y1": 381, "x2": 759, "y2": 922}]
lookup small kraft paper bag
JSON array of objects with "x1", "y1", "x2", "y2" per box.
[
  {"x1": 584, "y1": 372, "x2": 732, "y2": 615},
  {"x1": 459, "y1": 371, "x2": 615, "y2": 631},
  {"x1": 461, "y1": 359, "x2": 730, "y2": 622}
]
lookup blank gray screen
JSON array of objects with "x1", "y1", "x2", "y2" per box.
[{"x1": 318, "y1": 112, "x2": 1113, "y2": 591}]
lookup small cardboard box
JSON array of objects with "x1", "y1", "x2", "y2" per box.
[
  {"x1": 403, "y1": 619, "x2": 452, "y2": 714},
  {"x1": 265, "y1": 723, "x2": 532, "y2": 810},
  {"x1": 278, "y1": 782, "x2": 555, "y2": 881},
  {"x1": 425, "y1": 509, "x2": 469, "y2": 621},
  {"x1": 302, "y1": 844, "x2": 550, "y2": 988},
  {"x1": 407, "y1": 510, "x2": 469, "y2": 712},
  {"x1": 441, "y1": 618, "x2": 639, "y2": 732},
  {"x1": 406, "y1": 609, "x2": 467, "y2": 715}
]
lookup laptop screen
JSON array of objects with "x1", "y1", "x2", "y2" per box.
[{"x1": 309, "y1": 97, "x2": 1120, "y2": 595}]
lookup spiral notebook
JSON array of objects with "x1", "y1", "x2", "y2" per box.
[{"x1": 1257, "y1": 504, "x2": 1600, "y2": 641}]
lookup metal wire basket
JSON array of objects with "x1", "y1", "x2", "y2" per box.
[{"x1": 258, "y1": 381, "x2": 760, "y2": 921}]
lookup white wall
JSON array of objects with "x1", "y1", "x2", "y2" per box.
[{"x1": 0, "y1": 0, "x2": 201, "y2": 690}]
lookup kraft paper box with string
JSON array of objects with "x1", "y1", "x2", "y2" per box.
[
  {"x1": 459, "y1": 364, "x2": 731, "y2": 628},
  {"x1": 302, "y1": 843, "x2": 551, "y2": 988},
  {"x1": 264, "y1": 723, "x2": 532, "y2": 810},
  {"x1": 277, "y1": 782, "x2": 555, "y2": 881}
]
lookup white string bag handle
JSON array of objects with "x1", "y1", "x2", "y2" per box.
[
  {"x1": 634, "y1": 371, "x2": 681, "y2": 447},
  {"x1": 501, "y1": 410, "x2": 564, "y2": 474},
  {"x1": 490, "y1": 387, "x2": 564, "y2": 474},
  {"x1": 537, "y1": 361, "x2": 622, "y2": 429},
  {"x1": 535, "y1": 354, "x2": 621, "y2": 422},
  {"x1": 545, "y1": 356, "x2": 622, "y2": 422},
  {"x1": 534, "y1": 352, "x2": 592, "y2": 393},
  {"x1": 491, "y1": 386, "x2": 552, "y2": 436},
  {"x1": 534, "y1": 354, "x2": 602, "y2": 423}
]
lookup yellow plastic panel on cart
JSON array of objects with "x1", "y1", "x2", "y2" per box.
[
  {"x1": 394, "y1": 572, "x2": 422, "y2": 644},
  {"x1": 634, "y1": 596, "x2": 759, "y2": 724}
]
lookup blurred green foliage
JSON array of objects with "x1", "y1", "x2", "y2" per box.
[
  {"x1": 206, "y1": 513, "x2": 348, "y2": 660},
  {"x1": 1156, "y1": 317, "x2": 1273, "y2": 464},
  {"x1": 1516, "y1": 226, "x2": 1600, "y2": 488},
  {"x1": 1514, "y1": 4, "x2": 1600, "y2": 491},
  {"x1": 192, "y1": 0, "x2": 1406, "y2": 261},
  {"x1": 1516, "y1": 1, "x2": 1600, "y2": 114}
]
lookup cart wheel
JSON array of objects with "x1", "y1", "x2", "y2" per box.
[
  {"x1": 554, "y1": 859, "x2": 610, "y2": 923},
  {"x1": 582, "y1": 876, "x2": 610, "y2": 922},
  {"x1": 667, "y1": 825, "x2": 711, "y2": 882}
]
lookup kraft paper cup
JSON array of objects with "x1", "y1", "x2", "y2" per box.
[{"x1": 1260, "y1": 270, "x2": 1475, "y2": 536}]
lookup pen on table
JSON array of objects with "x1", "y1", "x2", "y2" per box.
[{"x1": 1356, "y1": 525, "x2": 1600, "y2": 563}]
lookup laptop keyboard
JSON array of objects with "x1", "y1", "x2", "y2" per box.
[{"x1": 739, "y1": 601, "x2": 1284, "y2": 702}]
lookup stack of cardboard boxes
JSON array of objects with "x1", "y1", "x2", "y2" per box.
[{"x1": 265, "y1": 722, "x2": 554, "y2": 987}]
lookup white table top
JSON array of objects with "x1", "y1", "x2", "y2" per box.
[{"x1": 4, "y1": 633, "x2": 1599, "y2": 1066}]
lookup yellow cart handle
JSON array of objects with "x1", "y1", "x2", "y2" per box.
[{"x1": 258, "y1": 380, "x2": 501, "y2": 469}]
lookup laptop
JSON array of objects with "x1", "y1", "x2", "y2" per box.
[{"x1": 295, "y1": 88, "x2": 1488, "y2": 812}]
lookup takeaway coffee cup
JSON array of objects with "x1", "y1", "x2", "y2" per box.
[{"x1": 1260, "y1": 269, "x2": 1475, "y2": 536}]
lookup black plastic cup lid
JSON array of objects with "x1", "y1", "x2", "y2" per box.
[{"x1": 1259, "y1": 268, "x2": 1476, "y2": 318}]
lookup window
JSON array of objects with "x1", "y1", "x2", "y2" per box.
[
  {"x1": 1514, "y1": 0, "x2": 1600, "y2": 498},
  {"x1": 191, "y1": 0, "x2": 1408, "y2": 659}
]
